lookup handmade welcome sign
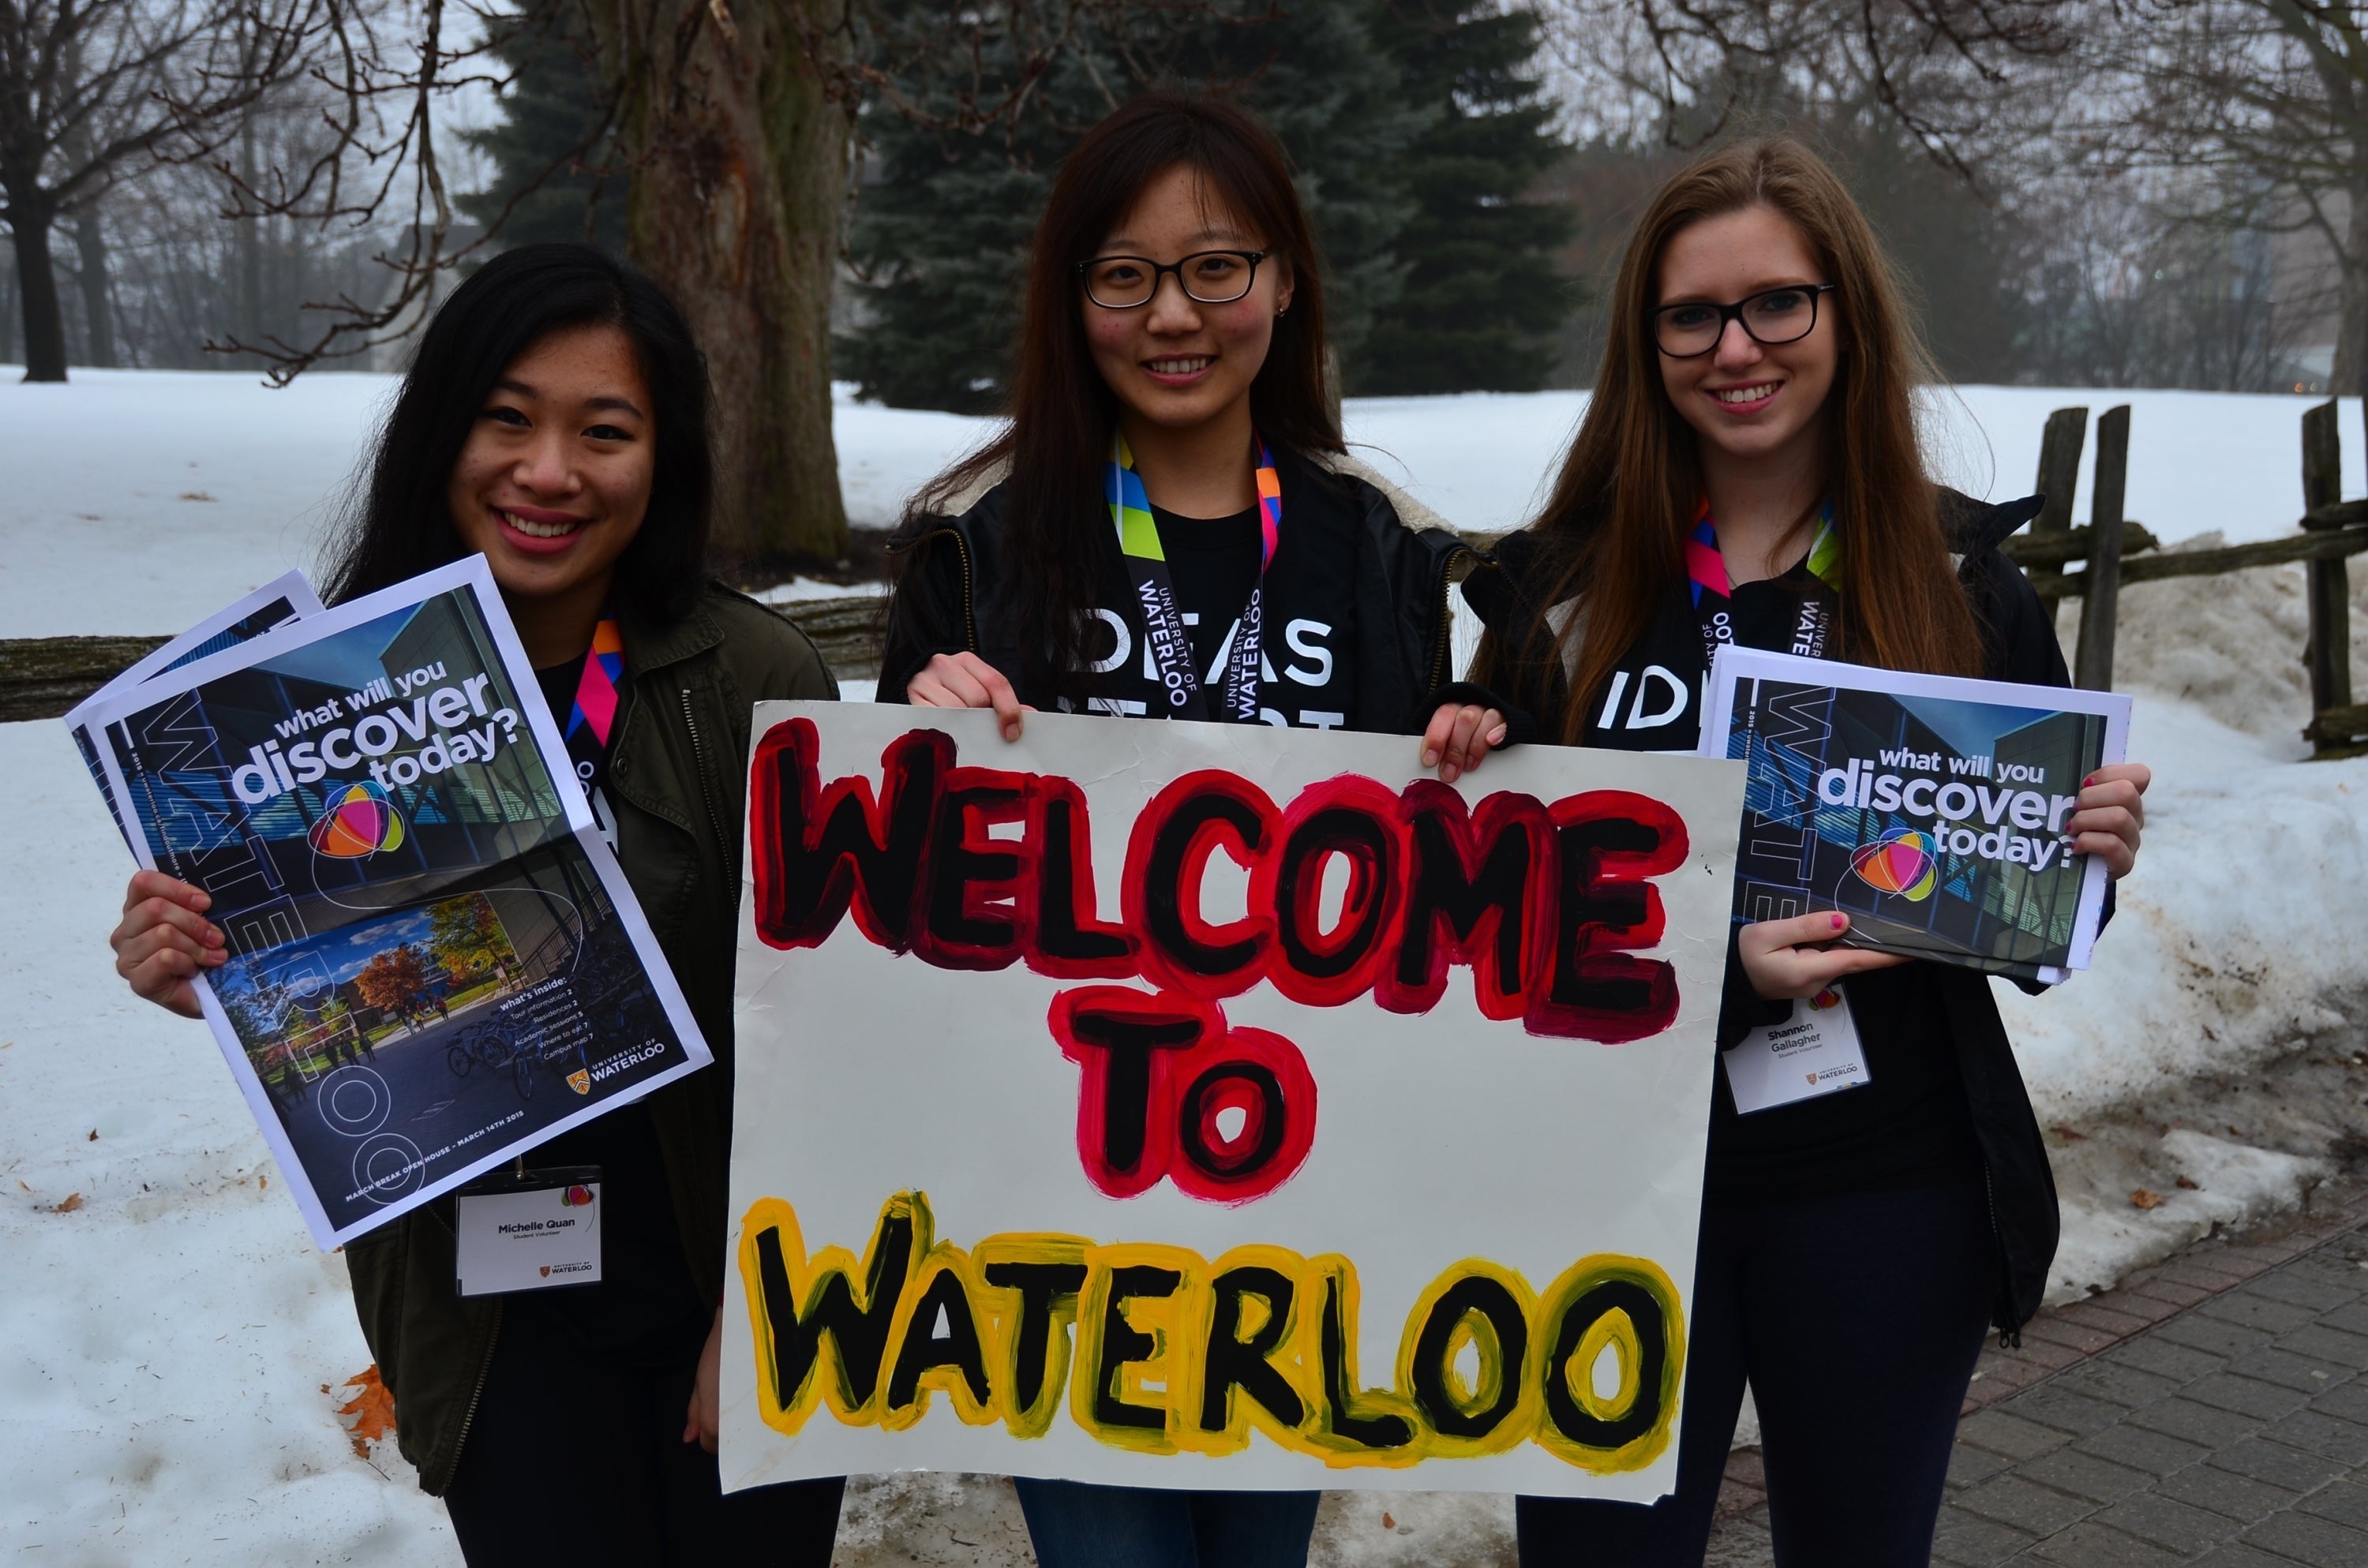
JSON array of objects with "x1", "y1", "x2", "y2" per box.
[{"x1": 722, "y1": 704, "x2": 1743, "y2": 1499}]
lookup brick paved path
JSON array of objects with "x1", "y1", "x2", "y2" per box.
[{"x1": 1707, "y1": 1191, "x2": 2368, "y2": 1566}]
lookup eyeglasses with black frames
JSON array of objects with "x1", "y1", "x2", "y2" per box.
[
  {"x1": 1650, "y1": 284, "x2": 1837, "y2": 357},
  {"x1": 1079, "y1": 250, "x2": 1268, "y2": 310}
]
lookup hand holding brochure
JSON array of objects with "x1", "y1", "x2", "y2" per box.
[
  {"x1": 75, "y1": 557, "x2": 712, "y2": 1247},
  {"x1": 1699, "y1": 645, "x2": 2130, "y2": 984}
]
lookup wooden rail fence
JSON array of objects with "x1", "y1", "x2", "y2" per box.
[
  {"x1": 1997, "y1": 397, "x2": 2368, "y2": 758},
  {"x1": 0, "y1": 593, "x2": 888, "y2": 726},
  {"x1": 6, "y1": 404, "x2": 2364, "y2": 755}
]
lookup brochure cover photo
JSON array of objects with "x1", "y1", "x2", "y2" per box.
[
  {"x1": 1701, "y1": 646, "x2": 2130, "y2": 983},
  {"x1": 81, "y1": 557, "x2": 711, "y2": 1245}
]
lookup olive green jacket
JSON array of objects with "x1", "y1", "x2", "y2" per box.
[{"x1": 343, "y1": 586, "x2": 837, "y2": 1494}]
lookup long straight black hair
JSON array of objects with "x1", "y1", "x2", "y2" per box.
[
  {"x1": 895, "y1": 92, "x2": 1341, "y2": 698},
  {"x1": 323, "y1": 243, "x2": 716, "y2": 623}
]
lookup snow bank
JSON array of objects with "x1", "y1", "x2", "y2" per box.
[
  {"x1": 1999, "y1": 696, "x2": 2367, "y2": 1127},
  {"x1": 1995, "y1": 675, "x2": 2368, "y2": 1301},
  {"x1": 2049, "y1": 1132, "x2": 2334, "y2": 1308}
]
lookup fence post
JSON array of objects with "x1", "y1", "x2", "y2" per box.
[
  {"x1": 2302, "y1": 400, "x2": 2351, "y2": 754},
  {"x1": 2074, "y1": 406, "x2": 2131, "y2": 690},
  {"x1": 2027, "y1": 407, "x2": 2089, "y2": 603}
]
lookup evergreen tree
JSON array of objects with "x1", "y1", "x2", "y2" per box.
[
  {"x1": 837, "y1": 60, "x2": 1106, "y2": 414},
  {"x1": 1352, "y1": 0, "x2": 1573, "y2": 394},
  {"x1": 839, "y1": 0, "x2": 1426, "y2": 413},
  {"x1": 460, "y1": 6, "x2": 627, "y2": 254}
]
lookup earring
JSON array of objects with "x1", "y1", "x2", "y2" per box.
[{"x1": 1277, "y1": 305, "x2": 1289, "y2": 319}]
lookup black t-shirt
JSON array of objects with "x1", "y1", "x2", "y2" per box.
[
  {"x1": 505, "y1": 661, "x2": 706, "y2": 1350},
  {"x1": 1153, "y1": 502, "x2": 1265, "y2": 683},
  {"x1": 1584, "y1": 561, "x2": 1984, "y2": 1202},
  {"x1": 1058, "y1": 492, "x2": 1362, "y2": 728}
]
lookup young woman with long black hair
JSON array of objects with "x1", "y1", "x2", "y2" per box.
[
  {"x1": 1463, "y1": 140, "x2": 2151, "y2": 1563},
  {"x1": 106, "y1": 244, "x2": 846, "y2": 1566},
  {"x1": 880, "y1": 92, "x2": 1501, "y2": 1568}
]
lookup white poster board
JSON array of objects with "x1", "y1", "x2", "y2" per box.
[{"x1": 724, "y1": 705, "x2": 1743, "y2": 1500}]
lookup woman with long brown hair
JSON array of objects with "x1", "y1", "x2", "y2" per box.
[
  {"x1": 1466, "y1": 140, "x2": 2151, "y2": 1561},
  {"x1": 879, "y1": 91, "x2": 1501, "y2": 1566}
]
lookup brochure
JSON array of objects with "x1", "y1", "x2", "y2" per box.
[
  {"x1": 80, "y1": 556, "x2": 712, "y2": 1247},
  {"x1": 1700, "y1": 646, "x2": 2130, "y2": 984},
  {"x1": 66, "y1": 569, "x2": 324, "y2": 847}
]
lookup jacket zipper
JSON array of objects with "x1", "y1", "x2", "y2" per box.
[
  {"x1": 1429, "y1": 546, "x2": 1478, "y2": 694},
  {"x1": 884, "y1": 526, "x2": 980, "y2": 654},
  {"x1": 445, "y1": 1278, "x2": 503, "y2": 1490},
  {"x1": 1983, "y1": 1161, "x2": 2021, "y2": 1349},
  {"x1": 679, "y1": 687, "x2": 733, "y2": 855}
]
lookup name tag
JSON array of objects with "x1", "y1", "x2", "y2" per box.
[
  {"x1": 1721, "y1": 986, "x2": 1870, "y2": 1115},
  {"x1": 455, "y1": 1166, "x2": 602, "y2": 1297}
]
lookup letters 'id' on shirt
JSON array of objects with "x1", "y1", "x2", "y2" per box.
[{"x1": 1587, "y1": 554, "x2": 1838, "y2": 754}]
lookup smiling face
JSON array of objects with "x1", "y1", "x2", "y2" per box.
[
  {"x1": 1082, "y1": 163, "x2": 1293, "y2": 438},
  {"x1": 444, "y1": 323, "x2": 655, "y2": 616},
  {"x1": 1654, "y1": 203, "x2": 1839, "y2": 474}
]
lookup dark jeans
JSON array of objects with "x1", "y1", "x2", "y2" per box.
[
  {"x1": 1518, "y1": 1181, "x2": 1994, "y2": 1566},
  {"x1": 1014, "y1": 1478, "x2": 1321, "y2": 1568},
  {"x1": 442, "y1": 1312, "x2": 844, "y2": 1566}
]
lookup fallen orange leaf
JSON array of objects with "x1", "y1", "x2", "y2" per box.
[
  {"x1": 2130, "y1": 1188, "x2": 2164, "y2": 1211},
  {"x1": 51, "y1": 1193, "x2": 83, "y2": 1214},
  {"x1": 334, "y1": 1365, "x2": 398, "y2": 1458}
]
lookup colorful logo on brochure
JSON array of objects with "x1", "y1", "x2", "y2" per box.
[
  {"x1": 1807, "y1": 987, "x2": 1842, "y2": 1012},
  {"x1": 1848, "y1": 829, "x2": 1938, "y2": 901},
  {"x1": 306, "y1": 782, "x2": 406, "y2": 859}
]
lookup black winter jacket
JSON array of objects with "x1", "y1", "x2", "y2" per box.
[
  {"x1": 879, "y1": 445, "x2": 1471, "y2": 733},
  {"x1": 1462, "y1": 491, "x2": 2070, "y2": 1336}
]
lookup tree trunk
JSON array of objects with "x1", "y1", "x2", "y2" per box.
[
  {"x1": 2, "y1": 246, "x2": 17, "y2": 365},
  {"x1": 2347, "y1": 177, "x2": 2368, "y2": 399},
  {"x1": 602, "y1": 0, "x2": 852, "y2": 565},
  {"x1": 72, "y1": 207, "x2": 115, "y2": 368},
  {"x1": 10, "y1": 203, "x2": 69, "y2": 382}
]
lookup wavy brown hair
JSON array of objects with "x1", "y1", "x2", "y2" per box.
[
  {"x1": 1483, "y1": 137, "x2": 1982, "y2": 742},
  {"x1": 893, "y1": 92, "x2": 1341, "y2": 698}
]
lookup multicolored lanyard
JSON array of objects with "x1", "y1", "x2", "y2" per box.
[
  {"x1": 1107, "y1": 432, "x2": 1281, "y2": 721},
  {"x1": 564, "y1": 610, "x2": 626, "y2": 752},
  {"x1": 1688, "y1": 498, "x2": 1842, "y2": 661}
]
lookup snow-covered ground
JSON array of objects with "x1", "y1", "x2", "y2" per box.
[
  {"x1": 6, "y1": 369, "x2": 2368, "y2": 1563},
  {"x1": 2, "y1": 368, "x2": 2362, "y2": 635}
]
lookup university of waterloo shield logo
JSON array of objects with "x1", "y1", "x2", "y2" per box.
[{"x1": 568, "y1": 1069, "x2": 590, "y2": 1095}]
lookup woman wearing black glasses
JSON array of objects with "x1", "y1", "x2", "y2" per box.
[
  {"x1": 1465, "y1": 140, "x2": 2152, "y2": 1563},
  {"x1": 879, "y1": 92, "x2": 1494, "y2": 1568}
]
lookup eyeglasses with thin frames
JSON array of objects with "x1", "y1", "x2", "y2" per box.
[
  {"x1": 1650, "y1": 284, "x2": 1836, "y2": 357},
  {"x1": 1079, "y1": 250, "x2": 1268, "y2": 310}
]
